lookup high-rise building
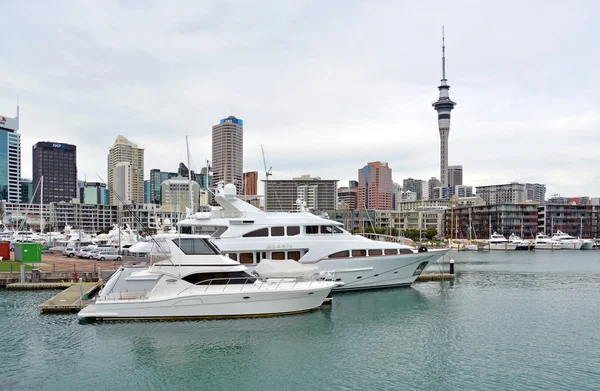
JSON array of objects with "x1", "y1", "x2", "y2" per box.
[
  {"x1": 432, "y1": 29, "x2": 457, "y2": 186},
  {"x1": 392, "y1": 182, "x2": 402, "y2": 209},
  {"x1": 447, "y1": 165, "x2": 463, "y2": 187},
  {"x1": 108, "y1": 135, "x2": 144, "y2": 205},
  {"x1": 20, "y1": 178, "x2": 32, "y2": 203},
  {"x1": 338, "y1": 187, "x2": 358, "y2": 210},
  {"x1": 113, "y1": 162, "x2": 131, "y2": 206},
  {"x1": 32, "y1": 142, "x2": 77, "y2": 203},
  {"x1": 264, "y1": 175, "x2": 338, "y2": 212},
  {"x1": 144, "y1": 180, "x2": 151, "y2": 204},
  {"x1": 243, "y1": 171, "x2": 258, "y2": 195},
  {"x1": 0, "y1": 106, "x2": 21, "y2": 202},
  {"x1": 402, "y1": 178, "x2": 425, "y2": 200},
  {"x1": 161, "y1": 176, "x2": 201, "y2": 213},
  {"x1": 475, "y1": 182, "x2": 538, "y2": 205},
  {"x1": 357, "y1": 161, "x2": 393, "y2": 210},
  {"x1": 428, "y1": 177, "x2": 441, "y2": 199},
  {"x1": 525, "y1": 183, "x2": 546, "y2": 203},
  {"x1": 149, "y1": 169, "x2": 178, "y2": 204},
  {"x1": 212, "y1": 116, "x2": 243, "y2": 194},
  {"x1": 82, "y1": 182, "x2": 108, "y2": 205}
]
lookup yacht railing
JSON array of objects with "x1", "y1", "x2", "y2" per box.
[{"x1": 177, "y1": 275, "x2": 329, "y2": 296}]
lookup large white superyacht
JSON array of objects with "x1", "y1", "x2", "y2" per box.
[{"x1": 176, "y1": 184, "x2": 448, "y2": 291}]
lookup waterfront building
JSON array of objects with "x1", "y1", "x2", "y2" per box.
[
  {"x1": 432, "y1": 185, "x2": 473, "y2": 199},
  {"x1": 212, "y1": 116, "x2": 243, "y2": 194},
  {"x1": 396, "y1": 198, "x2": 451, "y2": 212},
  {"x1": 547, "y1": 196, "x2": 590, "y2": 205},
  {"x1": 160, "y1": 176, "x2": 201, "y2": 213},
  {"x1": 338, "y1": 187, "x2": 358, "y2": 210},
  {"x1": 444, "y1": 204, "x2": 540, "y2": 239},
  {"x1": 432, "y1": 30, "x2": 456, "y2": 186},
  {"x1": 447, "y1": 165, "x2": 463, "y2": 187},
  {"x1": 538, "y1": 204, "x2": 594, "y2": 238},
  {"x1": 475, "y1": 182, "x2": 546, "y2": 205},
  {"x1": 402, "y1": 178, "x2": 425, "y2": 201},
  {"x1": 264, "y1": 175, "x2": 337, "y2": 212},
  {"x1": 243, "y1": 171, "x2": 258, "y2": 196},
  {"x1": 32, "y1": 142, "x2": 77, "y2": 204},
  {"x1": 358, "y1": 161, "x2": 393, "y2": 210},
  {"x1": 108, "y1": 135, "x2": 144, "y2": 205},
  {"x1": 20, "y1": 178, "x2": 32, "y2": 204},
  {"x1": 0, "y1": 106, "x2": 21, "y2": 202}
]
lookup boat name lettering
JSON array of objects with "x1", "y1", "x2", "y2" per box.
[
  {"x1": 165, "y1": 279, "x2": 177, "y2": 283},
  {"x1": 266, "y1": 244, "x2": 292, "y2": 249}
]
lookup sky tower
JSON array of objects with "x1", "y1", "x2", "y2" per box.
[{"x1": 432, "y1": 27, "x2": 456, "y2": 187}]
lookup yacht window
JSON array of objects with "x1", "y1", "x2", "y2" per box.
[
  {"x1": 328, "y1": 250, "x2": 350, "y2": 258},
  {"x1": 399, "y1": 248, "x2": 414, "y2": 254},
  {"x1": 271, "y1": 227, "x2": 285, "y2": 237},
  {"x1": 243, "y1": 228, "x2": 269, "y2": 238},
  {"x1": 352, "y1": 249, "x2": 367, "y2": 257},
  {"x1": 306, "y1": 226, "x2": 319, "y2": 235},
  {"x1": 369, "y1": 249, "x2": 383, "y2": 256},
  {"x1": 333, "y1": 226, "x2": 344, "y2": 234},
  {"x1": 240, "y1": 253, "x2": 254, "y2": 264},
  {"x1": 183, "y1": 271, "x2": 255, "y2": 285},
  {"x1": 228, "y1": 253, "x2": 238, "y2": 261},
  {"x1": 287, "y1": 251, "x2": 301, "y2": 261},
  {"x1": 255, "y1": 252, "x2": 267, "y2": 263},
  {"x1": 384, "y1": 249, "x2": 398, "y2": 255},
  {"x1": 287, "y1": 226, "x2": 300, "y2": 236},
  {"x1": 272, "y1": 252, "x2": 285, "y2": 260},
  {"x1": 321, "y1": 226, "x2": 334, "y2": 234},
  {"x1": 180, "y1": 226, "x2": 192, "y2": 234},
  {"x1": 172, "y1": 238, "x2": 219, "y2": 255}
]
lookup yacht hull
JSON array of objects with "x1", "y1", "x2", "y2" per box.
[
  {"x1": 305, "y1": 249, "x2": 448, "y2": 291},
  {"x1": 581, "y1": 241, "x2": 594, "y2": 250},
  {"x1": 560, "y1": 241, "x2": 583, "y2": 250},
  {"x1": 535, "y1": 243, "x2": 561, "y2": 250},
  {"x1": 487, "y1": 243, "x2": 518, "y2": 251},
  {"x1": 79, "y1": 285, "x2": 333, "y2": 320}
]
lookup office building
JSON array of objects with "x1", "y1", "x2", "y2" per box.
[
  {"x1": 20, "y1": 178, "x2": 32, "y2": 204},
  {"x1": 358, "y1": 161, "x2": 393, "y2": 210},
  {"x1": 149, "y1": 169, "x2": 178, "y2": 204},
  {"x1": 526, "y1": 183, "x2": 546, "y2": 203},
  {"x1": 144, "y1": 180, "x2": 151, "y2": 204},
  {"x1": 108, "y1": 135, "x2": 144, "y2": 205},
  {"x1": 161, "y1": 176, "x2": 201, "y2": 213},
  {"x1": 392, "y1": 182, "x2": 402, "y2": 209},
  {"x1": 447, "y1": 165, "x2": 463, "y2": 187},
  {"x1": 432, "y1": 30, "x2": 457, "y2": 186},
  {"x1": 0, "y1": 106, "x2": 21, "y2": 202},
  {"x1": 402, "y1": 178, "x2": 425, "y2": 200},
  {"x1": 243, "y1": 171, "x2": 258, "y2": 195},
  {"x1": 349, "y1": 180, "x2": 358, "y2": 188},
  {"x1": 212, "y1": 116, "x2": 243, "y2": 194},
  {"x1": 338, "y1": 187, "x2": 358, "y2": 210},
  {"x1": 428, "y1": 177, "x2": 441, "y2": 199},
  {"x1": 112, "y1": 162, "x2": 131, "y2": 206},
  {"x1": 82, "y1": 182, "x2": 108, "y2": 205},
  {"x1": 32, "y1": 142, "x2": 77, "y2": 203},
  {"x1": 264, "y1": 175, "x2": 337, "y2": 212}
]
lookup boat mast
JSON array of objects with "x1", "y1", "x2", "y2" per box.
[
  {"x1": 40, "y1": 175, "x2": 44, "y2": 233},
  {"x1": 521, "y1": 214, "x2": 524, "y2": 238},
  {"x1": 488, "y1": 214, "x2": 492, "y2": 238},
  {"x1": 186, "y1": 135, "x2": 193, "y2": 216}
]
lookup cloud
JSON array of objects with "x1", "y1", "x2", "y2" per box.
[{"x1": 0, "y1": 0, "x2": 598, "y2": 198}]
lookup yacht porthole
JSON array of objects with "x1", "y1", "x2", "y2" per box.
[
  {"x1": 374, "y1": 274, "x2": 379, "y2": 277},
  {"x1": 308, "y1": 292, "x2": 314, "y2": 295},
  {"x1": 243, "y1": 296, "x2": 250, "y2": 300},
  {"x1": 393, "y1": 272, "x2": 398, "y2": 274},
  {"x1": 357, "y1": 276, "x2": 362, "y2": 279}
]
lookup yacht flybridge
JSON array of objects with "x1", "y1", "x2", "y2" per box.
[
  {"x1": 176, "y1": 184, "x2": 448, "y2": 291},
  {"x1": 78, "y1": 234, "x2": 339, "y2": 320},
  {"x1": 551, "y1": 230, "x2": 583, "y2": 250}
]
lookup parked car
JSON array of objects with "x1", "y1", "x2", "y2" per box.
[
  {"x1": 78, "y1": 247, "x2": 97, "y2": 259},
  {"x1": 93, "y1": 251, "x2": 122, "y2": 262},
  {"x1": 62, "y1": 247, "x2": 77, "y2": 258}
]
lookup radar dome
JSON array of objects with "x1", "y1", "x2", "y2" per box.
[{"x1": 224, "y1": 183, "x2": 237, "y2": 196}]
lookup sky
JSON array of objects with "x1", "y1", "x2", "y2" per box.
[{"x1": 0, "y1": 0, "x2": 599, "y2": 197}]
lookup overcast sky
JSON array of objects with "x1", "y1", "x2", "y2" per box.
[{"x1": 1, "y1": 0, "x2": 598, "y2": 197}]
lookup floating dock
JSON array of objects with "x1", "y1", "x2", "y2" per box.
[
  {"x1": 38, "y1": 283, "x2": 101, "y2": 313},
  {"x1": 416, "y1": 273, "x2": 455, "y2": 282},
  {"x1": 7, "y1": 282, "x2": 77, "y2": 290}
]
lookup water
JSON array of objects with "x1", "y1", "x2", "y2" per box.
[{"x1": 1, "y1": 251, "x2": 600, "y2": 390}]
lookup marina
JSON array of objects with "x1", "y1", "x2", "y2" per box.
[{"x1": 1, "y1": 250, "x2": 599, "y2": 390}]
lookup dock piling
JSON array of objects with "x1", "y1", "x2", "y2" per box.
[{"x1": 450, "y1": 259, "x2": 455, "y2": 274}]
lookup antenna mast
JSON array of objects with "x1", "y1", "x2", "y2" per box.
[
  {"x1": 261, "y1": 145, "x2": 272, "y2": 181},
  {"x1": 186, "y1": 135, "x2": 193, "y2": 216},
  {"x1": 442, "y1": 25, "x2": 446, "y2": 81}
]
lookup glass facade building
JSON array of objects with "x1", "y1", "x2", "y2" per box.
[
  {"x1": 32, "y1": 142, "x2": 77, "y2": 203},
  {"x1": 0, "y1": 109, "x2": 21, "y2": 202}
]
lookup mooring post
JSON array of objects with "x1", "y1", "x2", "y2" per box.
[
  {"x1": 450, "y1": 259, "x2": 455, "y2": 275},
  {"x1": 79, "y1": 278, "x2": 84, "y2": 305},
  {"x1": 20, "y1": 264, "x2": 25, "y2": 282}
]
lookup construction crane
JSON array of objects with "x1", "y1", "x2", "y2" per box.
[{"x1": 261, "y1": 144, "x2": 273, "y2": 181}]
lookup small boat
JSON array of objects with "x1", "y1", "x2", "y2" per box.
[
  {"x1": 464, "y1": 244, "x2": 478, "y2": 251},
  {"x1": 508, "y1": 234, "x2": 535, "y2": 251},
  {"x1": 78, "y1": 234, "x2": 340, "y2": 320},
  {"x1": 486, "y1": 232, "x2": 517, "y2": 251},
  {"x1": 534, "y1": 234, "x2": 561, "y2": 250}
]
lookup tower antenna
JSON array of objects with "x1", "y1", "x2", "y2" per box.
[{"x1": 442, "y1": 26, "x2": 446, "y2": 81}]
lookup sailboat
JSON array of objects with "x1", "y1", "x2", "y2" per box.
[{"x1": 464, "y1": 210, "x2": 478, "y2": 251}]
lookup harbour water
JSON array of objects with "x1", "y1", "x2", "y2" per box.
[{"x1": 1, "y1": 251, "x2": 600, "y2": 390}]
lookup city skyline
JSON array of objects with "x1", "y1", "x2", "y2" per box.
[{"x1": 1, "y1": 1, "x2": 599, "y2": 197}]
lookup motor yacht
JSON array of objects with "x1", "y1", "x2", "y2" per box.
[
  {"x1": 551, "y1": 230, "x2": 583, "y2": 250},
  {"x1": 486, "y1": 232, "x2": 517, "y2": 251},
  {"x1": 580, "y1": 239, "x2": 594, "y2": 250},
  {"x1": 78, "y1": 234, "x2": 339, "y2": 320},
  {"x1": 175, "y1": 184, "x2": 448, "y2": 291},
  {"x1": 534, "y1": 234, "x2": 561, "y2": 250},
  {"x1": 508, "y1": 234, "x2": 535, "y2": 251}
]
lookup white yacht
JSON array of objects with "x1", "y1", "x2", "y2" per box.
[
  {"x1": 551, "y1": 230, "x2": 583, "y2": 250},
  {"x1": 580, "y1": 239, "x2": 594, "y2": 250},
  {"x1": 78, "y1": 234, "x2": 339, "y2": 320},
  {"x1": 486, "y1": 232, "x2": 517, "y2": 251},
  {"x1": 534, "y1": 234, "x2": 561, "y2": 250},
  {"x1": 177, "y1": 184, "x2": 448, "y2": 291},
  {"x1": 508, "y1": 233, "x2": 535, "y2": 251}
]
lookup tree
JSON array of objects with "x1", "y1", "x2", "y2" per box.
[{"x1": 424, "y1": 228, "x2": 438, "y2": 240}]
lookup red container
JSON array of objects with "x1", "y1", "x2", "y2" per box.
[{"x1": 0, "y1": 242, "x2": 10, "y2": 261}]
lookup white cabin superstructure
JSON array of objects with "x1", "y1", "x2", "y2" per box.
[{"x1": 177, "y1": 184, "x2": 448, "y2": 291}]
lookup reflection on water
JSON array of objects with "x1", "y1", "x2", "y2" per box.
[{"x1": 2, "y1": 251, "x2": 600, "y2": 390}]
